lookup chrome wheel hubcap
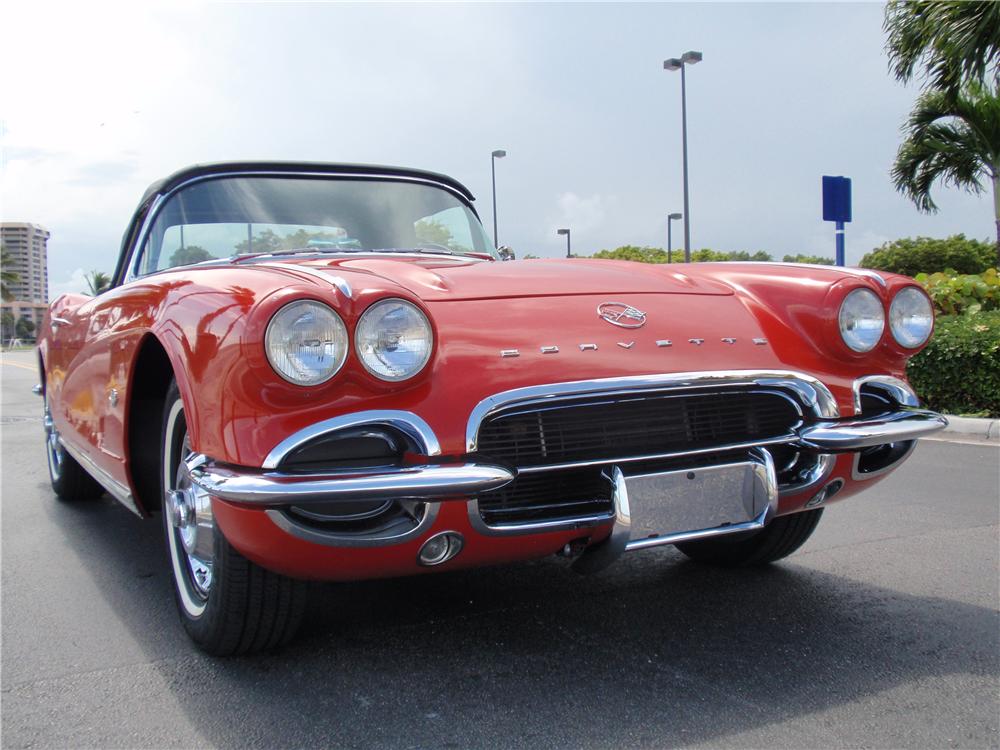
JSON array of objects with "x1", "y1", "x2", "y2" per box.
[
  {"x1": 43, "y1": 398, "x2": 62, "y2": 481},
  {"x1": 164, "y1": 397, "x2": 215, "y2": 614}
]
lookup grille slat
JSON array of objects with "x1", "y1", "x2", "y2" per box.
[{"x1": 474, "y1": 389, "x2": 802, "y2": 527}]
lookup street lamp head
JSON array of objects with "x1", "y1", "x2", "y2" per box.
[
  {"x1": 492, "y1": 149, "x2": 507, "y2": 159},
  {"x1": 681, "y1": 50, "x2": 703, "y2": 64},
  {"x1": 668, "y1": 213, "x2": 682, "y2": 220},
  {"x1": 557, "y1": 228, "x2": 570, "y2": 236},
  {"x1": 663, "y1": 58, "x2": 683, "y2": 71}
]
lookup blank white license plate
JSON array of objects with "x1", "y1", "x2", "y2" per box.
[{"x1": 624, "y1": 461, "x2": 762, "y2": 538}]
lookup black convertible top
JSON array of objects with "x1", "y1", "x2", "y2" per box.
[{"x1": 139, "y1": 161, "x2": 476, "y2": 203}]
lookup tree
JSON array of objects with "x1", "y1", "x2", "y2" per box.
[
  {"x1": 1, "y1": 248, "x2": 19, "y2": 301},
  {"x1": 85, "y1": 271, "x2": 112, "y2": 296},
  {"x1": 168, "y1": 245, "x2": 213, "y2": 268},
  {"x1": 592, "y1": 246, "x2": 670, "y2": 263},
  {"x1": 0, "y1": 310, "x2": 14, "y2": 340},
  {"x1": 414, "y1": 219, "x2": 453, "y2": 247},
  {"x1": 15, "y1": 316, "x2": 35, "y2": 340},
  {"x1": 884, "y1": 1, "x2": 1000, "y2": 94},
  {"x1": 891, "y1": 81, "x2": 1000, "y2": 264},
  {"x1": 234, "y1": 230, "x2": 283, "y2": 255},
  {"x1": 782, "y1": 254, "x2": 835, "y2": 265}
]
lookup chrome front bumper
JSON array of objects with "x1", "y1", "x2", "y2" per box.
[{"x1": 185, "y1": 406, "x2": 946, "y2": 508}]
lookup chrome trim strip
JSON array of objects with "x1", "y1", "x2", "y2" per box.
[
  {"x1": 124, "y1": 171, "x2": 479, "y2": 284},
  {"x1": 187, "y1": 459, "x2": 514, "y2": 505},
  {"x1": 58, "y1": 437, "x2": 141, "y2": 516},
  {"x1": 266, "y1": 503, "x2": 439, "y2": 548},
  {"x1": 853, "y1": 375, "x2": 920, "y2": 414},
  {"x1": 851, "y1": 440, "x2": 918, "y2": 480},
  {"x1": 514, "y1": 434, "x2": 800, "y2": 475},
  {"x1": 796, "y1": 409, "x2": 946, "y2": 451},
  {"x1": 262, "y1": 410, "x2": 441, "y2": 469},
  {"x1": 465, "y1": 370, "x2": 840, "y2": 452}
]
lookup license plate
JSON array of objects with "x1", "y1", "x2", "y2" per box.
[{"x1": 624, "y1": 460, "x2": 764, "y2": 539}]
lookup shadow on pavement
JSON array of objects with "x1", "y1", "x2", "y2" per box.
[{"x1": 17, "y1": 493, "x2": 1000, "y2": 748}]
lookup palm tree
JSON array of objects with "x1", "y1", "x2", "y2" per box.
[
  {"x1": 1, "y1": 248, "x2": 20, "y2": 302},
  {"x1": 84, "y1": 271, "x2": 111, "y2": 296},
  {"x1": 885, "y1": 1, "x2": 1000, "y2": 93},
  {"x1": 892, "y1": 81, "x2": 1000, "y2": 266}
]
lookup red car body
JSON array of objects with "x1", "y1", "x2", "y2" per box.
[{"x1": 37, "y1": 162, "x2": 946, "y2": 651}]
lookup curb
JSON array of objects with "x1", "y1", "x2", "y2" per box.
[{"x1": 942, "y1": 415, "x2": 999, "y2": 440}]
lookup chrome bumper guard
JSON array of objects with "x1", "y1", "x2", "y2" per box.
[
  {"x1": 184, "y1": 455, "x2": 515, "y2": 506},
  {"x1": 795, "y1": 408, "x2": 947, "y2": 451},
  {"x1": 573, "y1": 447, "x2": 779, "y2": 573}
]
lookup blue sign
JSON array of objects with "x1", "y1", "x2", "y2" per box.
[{"x1": 822, "y1": 176, "x2": 852, "y2": 223}]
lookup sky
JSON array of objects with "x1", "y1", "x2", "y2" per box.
[{"x1": 1, "y1": 1, "x2": 993, "y2": 299}]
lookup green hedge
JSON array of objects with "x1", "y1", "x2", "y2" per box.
[
  {"x1": 860, "y1": 235, "x2": 996, "y2": 276},
  {"x1": 589, "y1": 246, "x2": 833, "y2": 264},
  {"x1": 916, "y1": 268, "x2": 1000, "y2": 315},
  {"x1": 907, "y1": 311, "x2": 1000, "y2": 417}
]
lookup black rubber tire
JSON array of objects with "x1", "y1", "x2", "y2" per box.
[
  {"x1": 161, "y1": 380, "x2": 308, "y2": 656},
  {"x1": 675, "y1": 508, "x2": 824, "y2": 567},
  {"x1": 44, "y1": 394, "x2": 104, "y2": 502}
]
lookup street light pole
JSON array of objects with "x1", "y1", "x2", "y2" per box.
[
  {"x1": 557, "y1": 228, "x2": 571, "y2": 258},
  {"x1": 667, "y1": 212, "x2": 682, "y2": 263},
  {"x1": 664, "y1": 51, "x2": 702, "y2": 263},
  {"x1": 491, "y1": 149, "x2": 506, "y2": 248}
]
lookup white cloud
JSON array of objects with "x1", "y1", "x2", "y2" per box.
[{"x1": 48, "y1": 268, "x2": 89, "y2": 300}]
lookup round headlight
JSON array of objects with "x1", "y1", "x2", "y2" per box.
[
  {"x1": 355, "y1": 299, "x2": 433, "y2": 381},
  {"x1": 838, "y1": 288, "x2": 885, "y2": 353},
  {"x1": 265, "y1": 300, "x2": 348, "y2": 385},
  {"x1": 889, "y1": 286, "x2": 933, "y2": 348}
]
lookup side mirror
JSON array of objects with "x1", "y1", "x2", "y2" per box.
[{"x1": 498, "y1": 246, "x2": 516, "y2": 261}]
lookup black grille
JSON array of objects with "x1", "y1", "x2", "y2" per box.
[
  {"x1": 476, "y1": 468, "x2": 613, "y2": 527},
  {"x1": 474, "y1": 389, "x2": 801, "y2": 469}
]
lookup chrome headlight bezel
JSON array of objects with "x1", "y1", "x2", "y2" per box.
[
  {"x1": 355, "y1": 298, "x2": 434, "y2": 382},
  {"x1": 889, "y1": 286, "x2": 934, "y2": 349},
  {"x1": 264, "y1": 299, "x2": 349, "y2": 386},
  {"x1": 838, "y1": 287, "x2": 885, "y2": 353}
]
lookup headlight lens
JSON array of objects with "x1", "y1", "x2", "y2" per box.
[
  {"x1": 356, "y1": 299, "x2": 433, "y2": 381},
  {"x1": 265, "y1": 300, "x2": 348, "y2": 385},
  {"x1": 839, "y1": 288, "x2": 885, "y2": 352},
  {"x1": 889, "y1": 286, "x2": 933, "y2": 348}
]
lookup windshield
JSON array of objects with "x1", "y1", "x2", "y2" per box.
[{"x1": 136, "y1": 175, "x2": 495, "y2": 275}]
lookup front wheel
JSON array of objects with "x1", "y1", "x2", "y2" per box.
[
  {"x1": 43, "y1": 392, "x2": 104, "y2": 502},
  {"x1": 675, "y1": 508, "x2": 824, "y2": 567},
  {"x1": 161, "y1": 381, "x2": 307, "y2": 655}
]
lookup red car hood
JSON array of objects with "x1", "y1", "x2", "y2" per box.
[{"x1": 275, "y1": 256, "x2": 734, "y2": 301}]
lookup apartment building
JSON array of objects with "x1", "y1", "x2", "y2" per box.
[{"x1": 1, "y1": 222, "x2": 50, "y2": 336}]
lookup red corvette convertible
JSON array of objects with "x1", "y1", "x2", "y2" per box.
[{"x1": 37, "y1": 162, "x2": 946, "y2": 654}]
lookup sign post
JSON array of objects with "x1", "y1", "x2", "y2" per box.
[{"x1": 822, "y1": 176, "x2": 852, "y2": 266}]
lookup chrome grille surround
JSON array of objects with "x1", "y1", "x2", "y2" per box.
[{"x1": 466, "y1": 370, "x2": 839, "y2": 535}]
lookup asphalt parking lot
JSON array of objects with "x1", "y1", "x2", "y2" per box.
[{"x1": 2, "y1": 349, "x2": 998, "y2": 749}]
